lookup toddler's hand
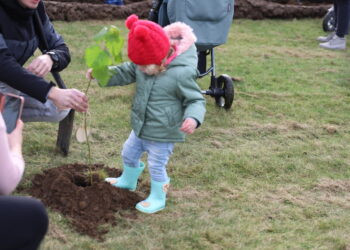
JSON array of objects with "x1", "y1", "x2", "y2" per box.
[
  {"x1": 85, "y1": 68, "x2": 94, "y2": 80},
  {"x1": 180, "y1": 118, "x2": 197, "y2": 134}
]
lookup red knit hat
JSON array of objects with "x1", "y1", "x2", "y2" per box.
[{"x1": 125, "y1": 14, "x2": 170, "y2": 65}]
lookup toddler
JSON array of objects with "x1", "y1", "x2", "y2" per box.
[{"x1": 87, "y1": 14, "x2": 206, "y2": 213}]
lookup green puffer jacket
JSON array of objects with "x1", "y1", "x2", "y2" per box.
[{"x1": 106, "y1": 44, "x2": 206, "y2": 143}]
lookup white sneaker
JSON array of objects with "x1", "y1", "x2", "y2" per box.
[
  {"x1": 316, "y1": 32, "x2": 335, "y2": 42},
  {"x1": 319, "y1": 35, "x2": 346, "y2": 50}
]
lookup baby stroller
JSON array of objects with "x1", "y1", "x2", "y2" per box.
[{"x1": 149, "y1": 0, "x2": 235, "y2": 110}]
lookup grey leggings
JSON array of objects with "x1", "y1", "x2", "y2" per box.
[
  {"x1": 0, "y1": 82, "x2": 69, "y2": 123},
  {"x1": 334, "y1": 0, "x2": 350, "y2": 37}
]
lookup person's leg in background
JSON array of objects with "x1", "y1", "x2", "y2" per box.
[
  {"x1": 0, "y1": 196, "x2": 48, "y2": 250},
  {"x1": 320, "y1": 0, "x2": 350, "y2": 50},
  {"x1": 334, "y1": 0, "x2": 338, "y2": 27},
  {"x1": 317, "y1": 0, "x2": 338, "y2": 42},
  {"x1": 335, "y1": 0, "x2": 350, "y2": 38}
]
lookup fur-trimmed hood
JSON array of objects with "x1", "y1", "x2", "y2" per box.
[
  {"x1": 163, "y1": 22, "x2": 197, "y2": 56},
  {"x1": 163, "y1": 22, "x2": 198, "y2": 70}
]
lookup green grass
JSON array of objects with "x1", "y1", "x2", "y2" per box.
[{"x1": 18, "y1": 18, "x2": 350, "y2": 249}]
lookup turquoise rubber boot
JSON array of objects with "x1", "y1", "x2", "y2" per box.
[
  {"x1": 105, "y1": 162, "x2": 145, "y2": 191},
  {"x1": 136, "y1": 179, "x2": 170, "y2": 214}
]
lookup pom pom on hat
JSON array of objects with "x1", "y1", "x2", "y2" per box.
[
  {"x1": 125, "y1": 14, "x2": 139, "y2": 30},
  {"x1": 125, "y1": 14, "x2": 170, "y2": 65}
]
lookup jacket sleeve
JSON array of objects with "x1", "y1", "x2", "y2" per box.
[
  {"x1": 0, "y1": 114, "x2": 25, "y2": 195},
  {"x1": 0, "y1": 34, "x2": 55, "y2": 103},
  {"x1": 105, "y1": 62, "x2": 137, "y2": 87},
  {"x1": 177, "y1": 68, "x2": 206, "y2": 125},
  {"x1": 37, "y1": 3, "x2": 70, "y2": 72}
]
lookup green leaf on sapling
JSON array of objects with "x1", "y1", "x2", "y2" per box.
[
  {"x1": 93, "y1": 26, "x2": 109, "y2": 41},
  {"x1": 84, "y1": 25, "x2": 124, "y2": 87},
  {"x1": 105, "y1": 26, "x2": 124, "y2": 64},
  {"x1": 85, "y1": 45, "x2": 112, "y2": 68},
  {"x1": 85, "y1": 45, "x2": 113, "y2": 86},
  {"x1": 84, "y1": 45, "x2": 98, "y2": 68},
  {"x1": 93, "y1": 67, "x2": 111, "y2": 87}
]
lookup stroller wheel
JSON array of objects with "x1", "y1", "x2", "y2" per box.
[
  {"x1": 323, "y1": 9, "x2": 336, "y2": 32},
  {"x1": 216, "y1": 74, "x2": 234, "y2": 110}
]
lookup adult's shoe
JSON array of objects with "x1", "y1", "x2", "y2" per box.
[{"x1": 319, "y1": 35, "x2": 346, "y2": 50}]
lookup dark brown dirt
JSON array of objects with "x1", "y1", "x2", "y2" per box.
[
  {"x1": 24, "y1": 163, "x2": 146, "y2": 240},
  {"x1": 234, "y1": 0, "x2": 331, "y2": 19},
  {"x1": 44, "y1": 0, "x2": 331, "y2": 21},
  {"x1": 45, "y1": 0, "x2": 152, "y2": 21}
]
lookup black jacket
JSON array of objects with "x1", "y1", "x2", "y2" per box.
[{"x1": 0, "y1": 0, "x2": 70, "y2": 103}]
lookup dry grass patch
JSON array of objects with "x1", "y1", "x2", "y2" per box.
[
  {"x1": 264, "y1": 46, "x2": 340, "y2": 59},
  {"x1": 261, "y1": 179, "x2": 350, "y2": 210},
  {"x1": 244, "y1": 121, "x2": 311, "y2": 133},
  {"x1": 322, "y1": 124, "x2": 338, "y2": 134},
  {"x1": 171, "y1": 187, "x2": 209, "y2": 200},
  {"x1": 46, "y1": 223, "x2": 68, "y2": 244},
  {"x1": 314, "y1": 178, "x2": 350, "y2": 193},
  {"x1": 234, "y1": 121, "x2": 345, "y2": 135}
]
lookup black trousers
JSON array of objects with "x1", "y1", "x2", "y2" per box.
[
  {"x1": 334, "y1": 0, "x2": 350, "y2": 37},
  {"x1": 0, "y1": 196, "x2": 48, "y2": 250}
]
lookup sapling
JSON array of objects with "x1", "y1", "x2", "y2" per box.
[{"x1": 76, "y1": 24, "x2": 124, "y2": 185}]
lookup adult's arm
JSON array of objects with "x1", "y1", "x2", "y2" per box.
[
  {"x1": 0, "y1": 114, "x2": 24, "y2": 195},
  {"x1": 0, "y1": 34, "x2": 55, "y2": 103},
  {"x1": 36, "y1": 2, "x2": 70, "y2": 72}
]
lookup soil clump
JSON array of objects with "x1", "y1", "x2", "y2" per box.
[
  {"x1": 24, "y1": 163, "x2": 146, "y2": 240},
  {"x1": 234, "y1": 0, "x2": 331, "y2": 19}
]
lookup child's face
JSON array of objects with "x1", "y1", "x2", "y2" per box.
[{"x1": 138, "y1": 64, "x2": 163, "y2": 76}]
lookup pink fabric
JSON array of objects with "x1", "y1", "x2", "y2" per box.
[
  {"x1": 165, "y1": 45, "x2": 178, "y2": 66},
  {"x1": 0, "y1": 114, "x2": 24, "y2": 195},
  {"x1": 163, "y1": 22, "x2": 197, "y2": 56}
]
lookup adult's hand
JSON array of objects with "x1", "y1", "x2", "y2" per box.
[
  {"x1": 7, "y1": 120, "x2": 24, "y2": 156},
  {"x1": 48, "y1": 87, "x2": 88, "y2": 112},
  {"x1": 26, "y1": 54, "x2": 53, "y2": 78}
]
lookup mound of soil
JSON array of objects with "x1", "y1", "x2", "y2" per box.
[
  {"x1": 45, "y1": 0, "x2": 152, "y2": 21},
  {"x1": 44, "y1": 0, "x2": 331, "y2": 21},
  {"x1": 234, "y1": 0, "x2": 331, "y2": 19},
  {"x1": 24, "y1": 163, "x2": 146, "y2": 240},
  {"x1": 270, "y1": 0, "x2": 332, "y2": 3}
]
